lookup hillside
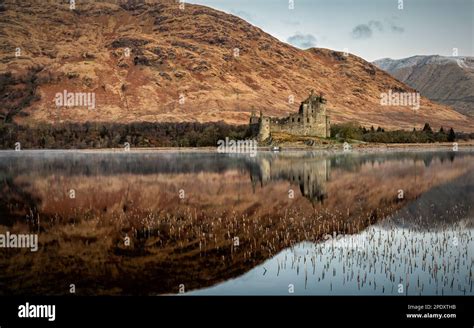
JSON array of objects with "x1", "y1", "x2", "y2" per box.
[
  {"x1": 374, "y1": 55, "x2": 474, "y2": 118},
  {"x1": 1, "y1": 0, "x2": 473, "y2": 131}
]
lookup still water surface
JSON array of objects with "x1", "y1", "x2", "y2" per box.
[{"x1": 0, "y1": 150, "x2": 472, "y2": 295}]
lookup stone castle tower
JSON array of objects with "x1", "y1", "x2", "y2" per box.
[{"x1": 250, "y1": 91, "x2": 331, "y2": 141}]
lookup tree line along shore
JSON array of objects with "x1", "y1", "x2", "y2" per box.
[{"x1": 0, "y1": 121, "x2": 473, "y2": 149}]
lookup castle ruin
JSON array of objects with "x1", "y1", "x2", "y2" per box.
[{"x1": 250, "y1": 91, "x2": 331, "y2": 141}]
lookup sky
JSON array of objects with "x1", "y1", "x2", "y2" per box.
[{"x1": 188, "y1": 0, "x2": 473, "y2": 62}]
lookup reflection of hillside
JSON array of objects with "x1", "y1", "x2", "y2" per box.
[
  {"x1": 249, "y1": 151, "x2": 463, "y2": 205},
  {"x1": 0, "y1": 151, "x2": 473, "y2": 295},
  {"x1": 0, "y1": 177, "x2": 41, "y2": 227},
  {"x1": 380, "y1": 170, "x2": 474, "y2": 230}
]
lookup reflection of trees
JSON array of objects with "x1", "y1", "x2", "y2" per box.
[
  {"x1": 423, "y1": 156, "x2": 433, "y2": 167},
  {"x1": 0, "y1": 153, "x2": 252, "y2": 177},
  {"x1": 0, "y1": 150, "x2": 471, "y2": 295},
  {"x1": 330, "y1": 155, "x2": 363, "y2": 172},
  {"x1": 0, "y1": 150, "x2": 461, "y2": 177},
  {"x1": 0, "y1": 151, "x2": 465, "y2": 226},
  {"x1": 249, "y1": 151, "x2": 463, "y2": 205},
  {"x1": 331, "y1": 151, "x2": 458, "y2": 171},
  {"x1": 0, "y1": 176, "x2": 41, "y2": 227}
]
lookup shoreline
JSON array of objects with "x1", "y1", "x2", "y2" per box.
[{"x1": 0, "y1": 141, "x2": 473, "y2": 153}]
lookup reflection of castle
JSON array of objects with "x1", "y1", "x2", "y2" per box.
[
  {"x1": 250, "y1": 155, "x2": 331, "y2": 204},
  {"x1": 250, "y1": 91, "x2": 331, "y2": 141}
]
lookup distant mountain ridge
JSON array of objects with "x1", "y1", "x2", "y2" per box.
[{"x1": 374, "y1": 55, "x2": 474, "y2": 118}]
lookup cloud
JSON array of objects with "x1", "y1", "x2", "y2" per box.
[
  {"x1": 386, "y1": 16, "x2": 405, "y2": 33},
  {"x1": 390, "y1": 23, "x2": 405, "y2": 33},
  {"x1": 352, "y1": 20, "x2": 404, "y2": 39},
  {"x1": 351, "y1": 24, "x2": 373, "y2": 39},
  {"x1": 368, "y1": 20, "x2": 383, "y2": 32},
  {"x1": 287, "y1": 33, "x2": 317, "y2": 49}
]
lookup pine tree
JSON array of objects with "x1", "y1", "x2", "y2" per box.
[
  {"x1": 448, "y1": 128, "x2": 456, "y2": 142},
  {"x1": 422, "y1": 123, "x2": 432, "y2": 133}
]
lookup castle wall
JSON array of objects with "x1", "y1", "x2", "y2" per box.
[
  {"x1": 269, "y1": 113, "x2": 330, "y2": 138},
  {"x1": 258, "y1": 117, "x2": 271, "y2": 141},
  {"x1": 253, "y1": 92, "x2": 331, "y2": 141}
]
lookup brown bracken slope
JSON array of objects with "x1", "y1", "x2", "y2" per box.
[{"x1": 0, "y1": 0, "x2": 473, "y2": 131}]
